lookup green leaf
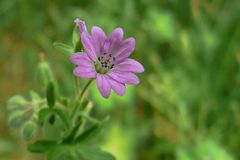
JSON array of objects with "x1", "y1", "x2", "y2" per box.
[
  {"x1": 47, "y1": 145, "x2": 77, "y2": 160},
  {"x1": 62, "y1": 120, "x2": 82, "y2": 144},
  {"x1": 76, "y1": 145, "x2": 116, "y2": 160},
  {"x1": 43, "y1": 113, "x2": 65, "y2": 140},
  {"x1": 38, "y1": 108, "x2": 51, "y2": 124},
  {"x1": 47, "y1": 144, "x2": 116, "y2": 160},
  {"x1": 74, "y1": 123, "x2": 101, "y2": 144},
  {"x1": 28, "y1": 140, "x2": 57, "y2": 153},
  {"x1": 53, "y1": 42, "x2": 73, "y2": 55},
  {"x1": 52, "y1": 108, "x2": 70, "y2": 129},
  {"x1": 47, "y1": 81, "x2": 55, "y2": 108},
  {"x1": 49, "y1": 114, "x2": 56, "y2": 124}
]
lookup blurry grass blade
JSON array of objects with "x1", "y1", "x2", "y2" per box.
[
  {"x1": 147, "y1": 9, "x2": 175, "y2": 41},
  {"x1": 28, "y1": 140, "x2": 57, "y2": 153},
  {"x1": 53, "y1": 42, "x2": 73, "y2": 55},
  {"x1": 0, "y1": 0, "x2": 17, "y2": 15},
  {"x1": 47, "y1": 81, "x2": 55, "y2": 108}
]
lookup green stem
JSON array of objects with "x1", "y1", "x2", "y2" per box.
[
  {"x1": 71, "y1": 79, "x2": 93, "y2": 120},
  {"x1": 73, "y1": 72, "x2": 80, "y2": 97}
]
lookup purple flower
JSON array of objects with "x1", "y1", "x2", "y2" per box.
[{"x1": 70, "y1": 18, "x2": 144, "y2": 98}]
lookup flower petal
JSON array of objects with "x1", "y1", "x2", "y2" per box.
[
  {"x1": 113, "y1": 58, "x2": 144, "y2": 73},
  {"x1": 108, "y1": 78, "x2": 126, "y2": 96},
  {"x1": 108, "y1": 28, "x2": 123, "y2": 42},
  {"x1": 81, "y1": 32, "x2": 98, "y2": 61},
  {"x1": 91, "y1": 26, "x2": 106, "y2": 56},
  {"x1": 108, "y1": 28, "x2": 124, "y2": 55},
  {"x1": 96, "y1": 74, "x2": 111, "y2": 98},
  {"x1": 102, "y1": 39, "x2": 111, "y2": 53},
  {"x1": 114, "y1": 37, "x2": 135, "y2": 62},
  {"x1": 73, "y1": 65, "x2": 96, "y2": 78},
  {"x1": 74, "y1": 18, "x2": 87, "y2": 34},
  {"x1": 108, "y1": 71, "x2": 140, "y2": 85},
  {"x1": 70, "y1": 52, "x2": 92, "y2": 65}
]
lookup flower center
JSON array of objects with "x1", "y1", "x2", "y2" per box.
[{"x1": 94, "y1": 53, "x2": 115, "y2": 74}]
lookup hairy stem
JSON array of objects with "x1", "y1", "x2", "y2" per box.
[
  {"x1": 73, "y1": 72, "x2": 80, "y2": 97},
  {"x1": 71, "y1": 79, "x2": 93, "y2": 121}
]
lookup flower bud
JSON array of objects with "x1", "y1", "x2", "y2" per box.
[
  {"x1": 8, "y1": 111, "x2": 26, "y2": 128},
  {"x1": 7, "y1": 95, "x2": 26, "y2": 112},
  {"x1": 21, "y1": 121, "x2": 38, "y2": 140},
  {"x1": 37, "y1": 58, "x2": 54, "y2": 87}
]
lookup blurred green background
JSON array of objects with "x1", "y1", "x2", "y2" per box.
[{"x1": 0, "y1": 0, "x2": 240, "y2": 159}]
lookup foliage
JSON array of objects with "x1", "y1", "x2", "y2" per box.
[
  {"x1": 6, "y1": 28, "x2": 116, "y2": 159},
  {"x1": 0, "y1": 0, "x2": 240, "y2": 160}
]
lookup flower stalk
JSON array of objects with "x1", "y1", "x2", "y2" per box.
[
  {"x1": 74, "y1": 74, "x2": 80, "y2": 97},
  {"x1": 71, "y1": 79, "x2": 93, "y2": 122}
]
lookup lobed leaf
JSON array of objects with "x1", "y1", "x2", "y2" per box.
[
  {"x1": 76, "y1": 145, "x2": 116, "y2": 160},
  {"x1": 74, "y1": 123, "x2": 101, "y2": 144},
  {"x1": 28, "y1": 140, "x2": 57, "y2": 153},
  {"x1": 52, "y1": 108, "x2": 70, "y2": 129}
]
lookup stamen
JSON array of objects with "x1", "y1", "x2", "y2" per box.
[{"x1": 95, "y1": 53, "x2": 115, "y2": 74}]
